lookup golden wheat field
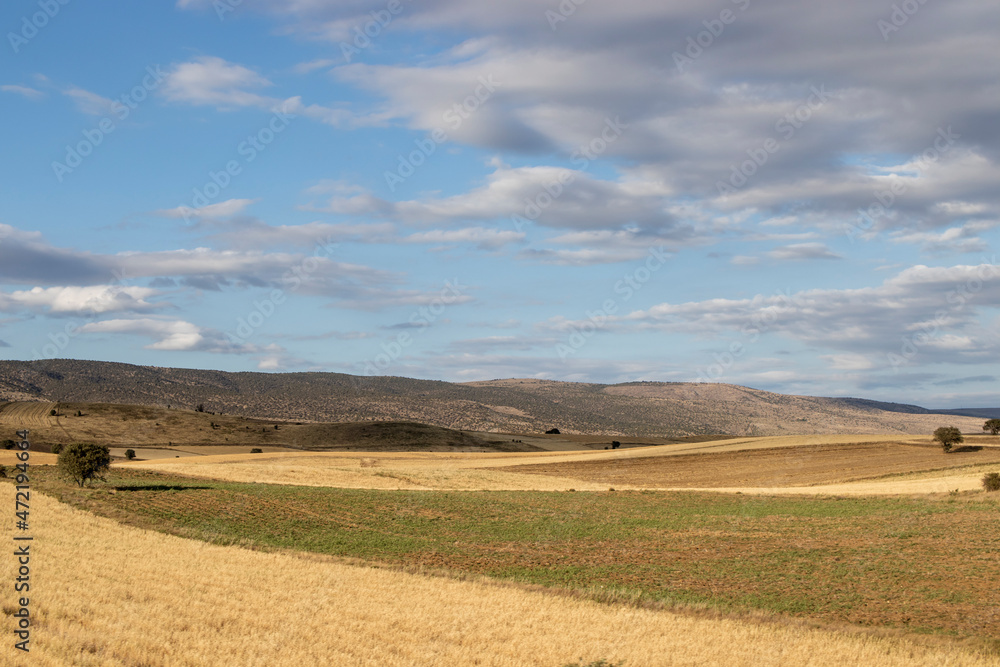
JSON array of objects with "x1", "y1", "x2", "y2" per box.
[
  {"x1": 124, "y1": 434, "x2": 1000, "y2": 495},
  {"x1": 2, "y1": 485, "x2": 995, "y2": 667}
]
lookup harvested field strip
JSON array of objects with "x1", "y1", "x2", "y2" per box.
[
  {"x1": 3, "y1": 486, "x2": 993, "y2": 666},
  {"x1": 498, "y1": 442, "x2": 1000, "y2": 488},
  {"x1": 0, "y1": 401, "x2": 57, "y2": 428},
  {"x1": 32, "y1": 467, "x2": 1000, "y2": 645}
]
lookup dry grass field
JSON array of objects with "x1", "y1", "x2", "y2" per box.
[
  {"x1": 3, "y1": 484, "x2": 996, "y2": 667},
  {"x1": 7, "y1": 420, "x2": 1000, "y2": 664},
  {"x1": 502, "y1": 441, "x2": 1000, "y2": 489},
  {"x1": 124, "y1": 434, "x2": 1000, "y2": 495}
]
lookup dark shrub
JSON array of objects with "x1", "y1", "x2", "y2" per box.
[
  {"x1": 983, "y1": 472, "x2": 1000, "y2": 492},
  {"x1": 250, "y1": 448, "x2": 263, "y2": 454},
  {"x1": 933, "y1": 426, "x2": 963, "y2": 453},
  {"x1": 58, "y1": 443, "x2": 111, "y2": 487}
]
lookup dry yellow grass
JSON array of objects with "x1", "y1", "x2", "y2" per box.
[
  {"x1": 0, "y1": 450, "x2": 57, "y2": 466},
  {"x1": 2, "y1": 485, "x2": 994, "y2": 666},
  {"x1": 125, "y1": 435, "x2": 1000, "y2": 495},
  {"x1": 706, "y1": 463, "x2": 1000, "y2": 496},
  {"x1": 125, "y1": 451, "x2": 612, "y2": 491}
]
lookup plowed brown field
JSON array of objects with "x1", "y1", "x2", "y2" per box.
[{"x1": 500, "y1": 442, "x2": 1000, "y2": 488}]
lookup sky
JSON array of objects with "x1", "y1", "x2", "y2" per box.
[{"x1": 0, "y1": 0, "x2": 998, "y2": 408}]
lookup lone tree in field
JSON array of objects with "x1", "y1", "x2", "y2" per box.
[
  {"x1": 983, "y1": 419, "x2": 1000, "y2": 436},
  {"x1": 124, "y1": 449, "x2": 136, "y2": 460},
  {"x1": 933, "y1": 426, "x2": 964, "y2": 453},
  {"x1": 58, "y1": 443, "x2": 111, "y2": 487}
]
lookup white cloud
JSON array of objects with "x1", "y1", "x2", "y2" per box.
[
  {"x1": 162, "y1": 56, "x2": 275, "y2": 109},
  {"x1": 403, "y1": 227, "x2": 524, "y2": 250},
  {"x1": 0, "y1": 286, "x2": 162, "y2": 315},
  {"x1": 1, "y1": 85, "x2": 44, "y2": 100},
  {"x1": 63, "y1": 87, "x2": 115, "y2": 115},
  {"x1": 767, "y1": 243, "x2": 841, "y2": 261},
  {"x1": 155, "y1": 198, "x2": 258, "y2": 220}
]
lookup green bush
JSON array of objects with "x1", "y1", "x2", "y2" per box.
[
  {"x1": 0, "y1": 464, "x2": 7, "y2": 478},
  {"x1": 250, "y1": 448, "x2": 263, "y2": 454},
  {"x1": 2, "y1": 439, "x2": 15, "y2": 450},
  {"x1": 50, "y1": 443, "x2": 64, "y2": 455},
  {"x1": 933, "y1": 426, "x2": 963, "y2": 452},
  {"x1": 57, "y1": 443, "x2": 111, "y2": 487},
  {"x1": 124, "y1": 449, "x2": 136, "y2": 460},
  {"x1": 983, "y1": 472, "x2": 1000, "y2": 492}
]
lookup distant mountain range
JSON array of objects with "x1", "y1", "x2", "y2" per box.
[{"x1": 0, "y1": 359, "x2": 993, "y2": 437}]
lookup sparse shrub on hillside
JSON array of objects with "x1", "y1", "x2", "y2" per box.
[
  {"x1": 124, "y1": 449, "x2": 136, "y2": 460},
  {"x1": 250, "y1": 448, "x2": 263, "y2": 454},
  {"x1": 933, "y1": 426, "x2": 963, "y2": 453},
  {"x1": 2, "y1": 439, "x2": 15, "y2": 450},
  {"x1": 50, "y1": 443, "x2": 63, "y2": 455},
  {"x1": 546, "y1": 428, "x2": 560, "y2": 435},
  {"x1": 196, "y1": 404, "x2": 205, "y2": 413},
  {"x1": 76, "y1": 410, "x2": 83, "y2": 417},
  {"x1": 983, "y1": 472, "x2": 1000, "y2": 492},
  {"x1": 984, "y1": 419, "x2": 1000, "y2": 436},
  {"x1": 49, "y1": 409, "x2": 56, "y2": 416},
  {"x1": 58, "y1": 443, "x2": 111, "y2": 487}
]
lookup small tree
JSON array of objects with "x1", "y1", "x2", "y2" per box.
[
  {"x1": 195, "y1": 403, "x2": 205, "y2": 413},
  {"x1": 50, "y1": 443, "x2": 64, "y2": 455},
  {"x1": 58, "y1": 443, "x2": 111, "y2": 487},
  {"x1": 933, "y1": 426, "x2": 964, "y2": 453},
  {"x1": 983, "y1": 419, "x2": 1000, "y2": 436},
  {"x1": 124, "y1": 449, "x2": 136, "y2": 460},
  {"x1": 983, "y1": 472, "x2": 1000, "y2": 492},
  {"x1": 0, "y1": 464, "x2": 7, "y2": 478},
  {"x1": 250, "y1": 448, "x2": 263, "y2": 454}
]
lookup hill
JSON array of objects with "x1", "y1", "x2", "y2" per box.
[
  {"x1": 0, "y1": 400, "x2": 529, "y2": 453},
  {"x1": 0, "y1": 359, "x2": 989, "y2": 437}
]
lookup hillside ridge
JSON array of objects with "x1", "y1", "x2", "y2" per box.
[{"x1": 0, "y1": 359, "x2": 989, "y2": 437}]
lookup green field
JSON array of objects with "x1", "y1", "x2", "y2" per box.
[{"x1": 29, "y1": 468, "x2": 1000, "y2": 648}]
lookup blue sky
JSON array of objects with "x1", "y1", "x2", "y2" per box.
[{"x1": 1, "y1": 0, "x2": 998, "y2": 407}]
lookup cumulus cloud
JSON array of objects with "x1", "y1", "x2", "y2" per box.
[
  {"x1": 78, "y1": 318, "x2": 227, "y2": 352},
  {"x1": 161, "y1": 56, "x2": 276, "y2": 109},
  {"x1": 624, "y1": 262, "x2": 1000, "y2": 365},
  {"x1": 0, "y1": 286, "x2": 163, "y2": 316}
]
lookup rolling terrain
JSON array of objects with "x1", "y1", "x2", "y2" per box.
[
  {"x1": 0, "y1": 359, "x2": 992, "y2": 436},
  {"x1": 0, "y1": 401, "x2": 533, "y2": 453},
  {"x1": 7, "y1": 484, "x2": 992, "y2": 667}
]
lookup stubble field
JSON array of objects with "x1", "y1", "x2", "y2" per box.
[
  {"x1": 6, "y1": 431, "x2": 1000, "y2": 666},
  {"x1": 5, "y1": 485, "x2": 996, "y2": 666}
]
